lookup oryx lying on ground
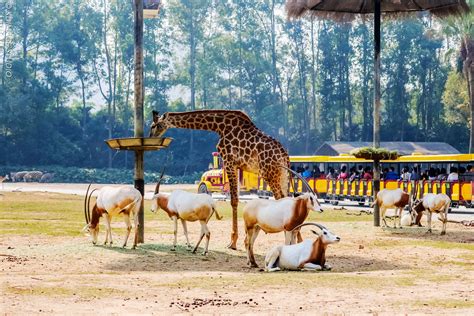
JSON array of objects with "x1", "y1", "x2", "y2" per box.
[
  {"x1": 243, "y1": 167, "x2": 323, "y2": 267},
  {"x1": 243, "y1": 193, "x2": 322, "y2": 267},
  {"x1": 265, "y1": 223, "x2": 340, "y2": 272}
]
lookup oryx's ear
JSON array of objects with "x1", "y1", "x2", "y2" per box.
[
  {"x1": 311, "y1": 229, "x2": 320, "y2": 236},
  {"x1": 152, "y1": 110, "x2": 160, "y2": 123}
]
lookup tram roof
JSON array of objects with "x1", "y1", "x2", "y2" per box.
[
  {"x1": 314, "y1": 141, "x2": 460, "y2": 156},
  {"x1": 290, "y1": 153, "x2": 474, "y2": 163}
]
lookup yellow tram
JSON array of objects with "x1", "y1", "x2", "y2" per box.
[{"x1": 197, "y1": 152, "x2": 473, "y2": 206}]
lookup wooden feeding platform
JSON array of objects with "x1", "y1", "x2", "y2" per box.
[
  {"x1": 106, "y1": 137, "x2": 172, "y2": 151},
  {"x1": 143, "y1": 0, "x2": 161, "y2": 18}
]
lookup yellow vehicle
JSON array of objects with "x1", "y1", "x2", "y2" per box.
[
  {"x1": 288, "y1": 153, "x2": 474, "y2": 207},
  {"x1": 197, "y1": 152, "x2": 260, "y2": 195},
  {"x1": 198, "y1": 152, "x2": 473, "y2": 206}
]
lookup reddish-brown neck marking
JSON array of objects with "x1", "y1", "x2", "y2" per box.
[
  {"x1": 309, "y1": 238, "x2": 327, "y2": 267},
  {"x1": 284, "y1": 198, "x2": 310, "y2": 231},
  {"x1": 157, "y1": 195, "x2": 177, "y2": 218},
  {"x1": 90, "y1": 204, "x2": 105, "y2": 229}
]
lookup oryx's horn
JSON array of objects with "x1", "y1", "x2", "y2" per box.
[
  {"x1": 87, "y1": 188, "x2": 97, "y2": 225},
  {"x1": 290, "y1": 222, "x2": 327, "y2": 233},
  {"x1": 154, "y1": 167, "x2": 166, "y2": 194},
  {"x1": 84, "y1": 184, "x2": 92, "y2": 224},
  {"x1": 280, "y1": 165, "x2": 316, "y2": 196}
]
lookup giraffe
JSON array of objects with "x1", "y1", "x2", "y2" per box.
[{"x1": 149, "y1": 110, "x2": 290, "y2": 249}]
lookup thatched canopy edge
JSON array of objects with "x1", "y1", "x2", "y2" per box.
[{"x1": 285, "y1": 0, "x2": 471, "y2": 21}]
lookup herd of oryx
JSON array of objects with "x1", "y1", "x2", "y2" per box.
[
  {"x1": 82, "y1": 169, "x2": 452, "y2": 273},
  {"x1": 6, "y1": 170, "x2": 54, "y2": 183}
]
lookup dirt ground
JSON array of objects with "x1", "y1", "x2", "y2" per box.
[{"x1": 1, "y1": 192, "x2": 473, "y2": 314}]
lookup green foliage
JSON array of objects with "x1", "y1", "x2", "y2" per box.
[
  {"x1": 350, "y1": 147, "x2": 399, "y2": 161},
  {"x1": 0, "y1": 166, "x2": 202, "y2": 184},
  {"x1": 442, "y1": 70, "x2": 470, "y2": 125},
  {"x1": 0, "y1": 0, "x2": 470, "y2": 177}
]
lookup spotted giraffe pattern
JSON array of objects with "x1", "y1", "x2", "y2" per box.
[{"x1": 150, "y1": 110, "x2": 290, "y2": 249}]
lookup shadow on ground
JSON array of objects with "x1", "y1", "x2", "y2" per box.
[
  {"x1": 100, "y1": 242, "x2": 410, "y2": 273},
  {"x1": 380, "y1": 226, "x2": 474, "y2": 244}
]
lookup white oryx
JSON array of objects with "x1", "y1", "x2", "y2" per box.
[
  {"x1": 150, "y1": 172, "x2": 222, "y2": 255},
  {"x1": 243, "y1": 167, "x2": 323, "y2": 267},
  {"x1": 82, "y1": 185, "x2": 142, "y2": 249},
  {"x1": 372, "y1": 188, "x2": 410, "y2": 228},
  {"x1": 265, "y1": 222, "x2": 340, "y2": 272},
  {"x1": 243, "y1": 193, "x2": 322, "y2": 267},
  {"x1": 411, "y1": 193, "x2": 451, "y2": 235}
]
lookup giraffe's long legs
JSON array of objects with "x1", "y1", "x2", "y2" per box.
[{"x1": 225, "y1": 164, "x2": 239, "y2": 250}]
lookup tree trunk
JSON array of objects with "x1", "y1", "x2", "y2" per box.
[
  {"x1": 78, "y1": 65, "x2": 87, "y2": 139},
  {"x1": 188, "y1": 1, "x2": 196, "y2": 161},
  {"x1": 462, "y1": 38, "x2": 474, "y2": 153},
  {"x1": 1, "y1": 12, "x2": 8, "y2": 88},
  {"x1": 310, "y1": 19, "x2": 317, "y2": 131}
]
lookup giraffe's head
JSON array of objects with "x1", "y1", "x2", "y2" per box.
[{"x1": 149, "y1": 111, "x2": 169, "y2": 137}]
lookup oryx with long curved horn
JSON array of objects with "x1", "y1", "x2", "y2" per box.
[
  {"x1": 280, "y1": 165, "x2": 318, "y2": 197},
  {"x1": 264, "y1": 222, "x2": 340, "y2": 272},
  {"x1": 243, "y1": 190, "x2": 323, "y2": 267},
  {"x1": 82, "y1": 184, "x2": 98, "y2": 231},
  {"x1": 154, "y1": 168, "x2": 166, "y2": 195},
  {"x1": 81, "y1": 185, "x2": 142, "y2": 248}
]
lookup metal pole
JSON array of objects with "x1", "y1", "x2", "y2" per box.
[
  {"x1": 373, "y1": 0, "x2": 381, "y2": 227},
  {"x1": 133, "y1": 0, "x2": 145, "y2": 242}
]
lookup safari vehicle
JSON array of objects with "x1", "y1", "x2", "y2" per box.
[
  {"x1": 287, "y1": 153, "x2": 474, "y2": 207},
  {"x1": 199, "y1": 152, "x2": 473, "y2": 207},
  {"x1": 197, "y1": 152, "x2": 259, "y2": 195}
]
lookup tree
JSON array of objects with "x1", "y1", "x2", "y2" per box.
[{"x1": 441, "y1": 2, "x2": 474, "y2": 152}]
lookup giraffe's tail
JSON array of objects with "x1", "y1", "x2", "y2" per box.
[{"x1": 213, "y1": 206, "x2": 223, "y2": 220}]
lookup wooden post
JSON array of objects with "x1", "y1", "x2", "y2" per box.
[
  {"x1": 133, "y1": 0, "x2": 145, "y2": 242},
  {"x1": 373, "y1": 0, "x2": 381, "y2": 227}
]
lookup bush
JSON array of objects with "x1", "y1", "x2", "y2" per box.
[
  {"x1": 0, "y1": 165, "x2": 202, "y2": 184},
  {"x1": 350, "y1": 147, "x2": 399, "y2": 161}
]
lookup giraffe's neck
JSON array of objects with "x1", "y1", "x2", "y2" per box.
[{"x1": 165, "y1": 110, "x2": 256, "y2": 135}]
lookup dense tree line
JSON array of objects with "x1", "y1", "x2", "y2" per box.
[{"x1": 0, "y1": 0, "x2": 472, "y2": 176}]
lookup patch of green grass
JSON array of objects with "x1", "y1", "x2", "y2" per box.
[
  {"x1": 410, "y1": 299, "x2": 474, "y2": 309},
  {"x1": 151, "y1": 272, "x2": 416, "y2": 291},
  {"x1": 368, "y1": 236, "x2": 474, "y2": 252},
  {"x1": 458, "y1": 252, "x2": 474, "y2": 261},
  {"x1": 5, "y1": 284, "x2": 127, "y2": 298},
  {"x1": 307, "y1": 209, "x2": 372, "y2": 222},
  {"x1": 418, "y1": 240, "x2": 474, "y2": 251}
]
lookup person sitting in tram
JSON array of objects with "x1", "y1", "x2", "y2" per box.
[
  {"x1": 428, "y1": 167, "x2": 437, "y2": 181},
  {"x1": 410, "y1": 167, "x2": 420, "y2": 181},
  {"x1": 312, "y1": 165, "x2": 321, "y2": 178},
  {"x1": 302, "y1": 166, "x2": 312, "y2": 178},
  {"x1": 400, "y1": 167, "x2": 410, "y2": 181},
  {"x1": 384, "y1": 167, "x2": 398, "y2": 180},
  {"x1": 421, "y1": 169, "x2": 429, "y2": 180},
  {"x1": 461, "y1": 165, "x2": 474, "y2": 181},
  {"x1": 357, "y1": 165, "x2": 364, "y2": 178},
  {"x1": 326, "y1": 167, "x2": 336, "y2": 180},
  {"x1": 349, "y1": 167, "x2": 358, "y2": 182},
  {"x1": 437, "y1": 168, "x2": 447, "y2": 181},
  {"x1": 362, "y1": 167, "x2": 373, "y2": 180},
  {"x1": 447, "y1": 167, "x2": 459, "y2": 182},
  {"x1": 337, "y1": 166, "x2": 348, "y2": 180}
]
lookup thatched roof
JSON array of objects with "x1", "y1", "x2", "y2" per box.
[
  {"x1": 286, "y1": 0, "x2": 470, "y2": 20},
  {"x1": 314, "y1": 141, "x2": 460, "y2": 156}
]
